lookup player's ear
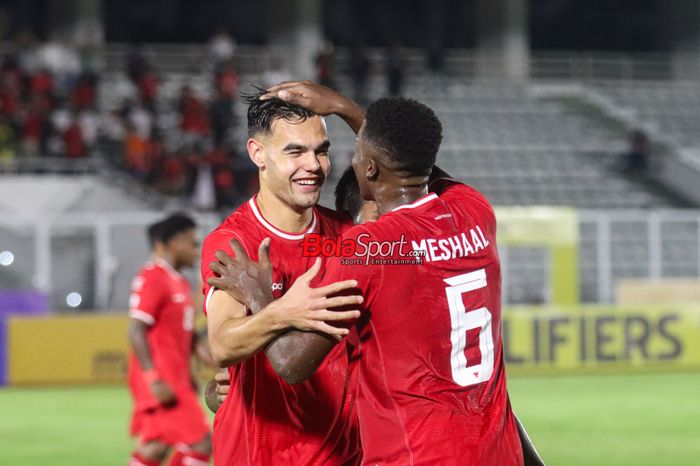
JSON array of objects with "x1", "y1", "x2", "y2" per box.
[
  {"x1": 247, "y1": 138, "x2": 265, "y2": 168},
  {"x1": 366, "y1": 159, "x2": 378, "y2": 180}
]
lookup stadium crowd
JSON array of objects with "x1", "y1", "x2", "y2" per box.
[{"x1": 0, "y1": 31, "x2": 257, "y2": 210}]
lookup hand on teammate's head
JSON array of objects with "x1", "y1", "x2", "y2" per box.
[{"x1": 260, "y1": 80, "x2": 351, "y2": 117}]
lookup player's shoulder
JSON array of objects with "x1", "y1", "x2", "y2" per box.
[
  {"x1": 133, "y1": 261, "x2": 168, "y2": 287},
  {"x1": 314, "y1": 204, "x2": 354, "y2": 233},
  {"x1": 203, "y1": 201, "x2": 260, "y2": 253},
  {"x1": 432, "y1": 178, "x2": 494, "y2": 216}
]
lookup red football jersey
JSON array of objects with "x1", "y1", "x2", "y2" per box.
[
  {"x1": 128, "y1": 259, "x2": 197, "y2": 412},
  {"x1": 201, "y1": 196, "x2": 361, "y2": 466},
  {"x1": 317, "y1": 181, "x2": 523, "y2": 466}
]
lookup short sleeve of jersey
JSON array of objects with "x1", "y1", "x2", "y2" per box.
[
  {"x1": 200, "y1": 229, "x2": 252, "y2": 315},
  {"x1": 129, "y1": 269, "x2": 166, "y2": 326}
]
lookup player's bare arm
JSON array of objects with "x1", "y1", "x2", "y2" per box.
[
  {"x1": 262, "y1": 81, "x2": 365, "y2": 134},
  {"x1": 127, "y1": 318, "x2": 177, "y2": 407},
  {"x1": 192, "y1": 329, "x2": 216, "y2": 367},
  {"x1": 208, "y1": 239, "x2": 363, "y2": 382},
  {"x1": 206, "y1": 239, "x2": 361, "y2": 368}
]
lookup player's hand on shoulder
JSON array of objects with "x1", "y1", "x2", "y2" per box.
[
  {"x1": 269, "y1": 257, "x2": 363, "y2": 336},
  {"x1": 150, "y1": 380, "x2": 177, "y2": 407},
  {"x1": 208, "y1": 238, "x2": 273, "y2": 311},
  {"x1": 260, "y1": 80, "x2": 354, "y2": 117}
]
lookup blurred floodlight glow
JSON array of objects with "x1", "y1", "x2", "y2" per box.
[
  {"x1": 66, "y1": 292, "x2": 82, "y2": 308},
  {"x1": 0, "y1": 251, "x2": 15, "y2": 266}
]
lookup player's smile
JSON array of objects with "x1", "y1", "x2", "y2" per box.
[{"x1": 291, "y1": 174, "x2": 324, "y2": 193}]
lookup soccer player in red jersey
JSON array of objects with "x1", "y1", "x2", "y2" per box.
[
  {"x1": 200, "y1": 91, "x2": 365, "y2": 465},
  {"x1": 127, "y1": 213, "x2": 213, "y2": 466},
  {"x1": 211, "y1": 95, "x2": 527, "y2": 465}
]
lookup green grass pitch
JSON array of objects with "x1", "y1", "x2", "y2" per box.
[{"x1": 0, "y1": 372, "x2": 699, "y2": 465}]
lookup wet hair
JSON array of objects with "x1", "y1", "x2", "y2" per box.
[
  {"x1": 243, "y1": 87, "x2": 316, "y2": 137},
  {"x1": 334, "y1": 166, "x2": 363, "y2": 221},
  {"x1": 363, "y1": 97, "x2": 442, "y2": 175},
  {"x1": 147, "y1": 213, "x2": 196, "y2": 246}
]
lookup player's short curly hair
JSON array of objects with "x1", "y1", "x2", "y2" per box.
[
  {"x1": 244, "y1": 87, "x2": 316, "y2": 137},
  {"x1": 363, "y1": 97, "x2": 442, "y2": 175}
]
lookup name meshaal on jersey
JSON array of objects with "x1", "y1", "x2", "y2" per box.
[{"x1": 411, "y1": 225, "x2": 490, "y2": 263}]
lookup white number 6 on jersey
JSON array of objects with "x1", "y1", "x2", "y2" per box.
[{"x1": 444, "y1": 269, "x2": 495, "y2": 387}]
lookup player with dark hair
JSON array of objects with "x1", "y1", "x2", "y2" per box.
[
  {"x1": 127, "y1": 213, "x2": 214, "y2": 466},
  {"x1": 335, "y1": 166, "x2": 378, "y2": 224},
  {"x1": 200, "y1": 89, "x2": 364, "y2": 465},
  {"x1": 210, "y1": 89, "x2": 527, "y2": 464}
]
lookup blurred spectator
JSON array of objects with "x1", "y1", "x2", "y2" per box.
[
  {"x1": 21, "y1": 94, "x2": 51, "y2": 157},
  {"x1": 37, "y1": 41, "x2": 81, "y2": 95},
  {"x1": 179, "y1": 85, "x2": 210, "y2": 144},
  {"x1": 386, "y1": 43, "x2": 405, "y2": 96},
  {"x1": 136, "y1": 65, "x2": 158, "y2": 111},
  {"x1": 349, "y1": 44, "x2": 370, "y2": 105},
  {"x1": 31, "y1": 68, "x2": 55, "y2": 97},
  {"x1": 208, "y1": 30, "x2": 236, "y2": 71},
  {"x1": 127, "y1": 45, "x2": 149, "y2": 84},
  {"x1": 77, "y1": 109, "x2": 99, "y2": 150},
  {"x1": 72, "y1": 72, "x2": 97, "y2": 110},
  {"x1": 215, "y1": 60, "x2": 239, "y2": 100},
  {"x1": 426, "y1": 37, "x2": 445, "y2": 75},
  {"x1": 63, "y1": 116, "x2": 86, "y2": 158},
  {"x1": 210, "y1": 89, "x2": 234, "y2": 147},
  {"x1": 622, "y1": 130, "x2": 650, "y2": 175},
  {"x1": 191, "y1": 161, "x2": 217, "y2": 210},
  {"x1": 127, "y1": 103, "x2": 154, "y2": 140},
  {"x1": 315, "y1": 40, "x2": 335, "y2": 88},
  {"x1": 0, "y1": 115, "x2": 16, "y2": 161},
  {"x1": 124, "y1": 121, "x2": 150, "y2": 177}
]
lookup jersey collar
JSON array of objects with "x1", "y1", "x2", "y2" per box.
[
  {"x1": 249, "y1": 196, "x2": 317, "y2": 240},
  {"x1": 391, "y1": 192, "x2": 439, "y2": 212},
  {"x1": 154, "y1": 258, "x2": 183, "y2": 280}
]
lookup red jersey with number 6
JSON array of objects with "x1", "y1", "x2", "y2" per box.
[
  {"x1": 317, "y1": 180, "x2": 523, "y2": 466},
  {"x1": 200, "y1": 196, "x2": 361, "y2": 466}
]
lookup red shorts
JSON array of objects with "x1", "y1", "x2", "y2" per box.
[{"x1": 130, "y1": 388, "x2": 210, "y2": 446}]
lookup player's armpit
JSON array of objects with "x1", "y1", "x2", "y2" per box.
[
  {"x1": 265, "y1": 330, "x2": 337, "y2": 384},
  {"x1": 206, "y1": 289, "x2": 288, "y2": 367}
]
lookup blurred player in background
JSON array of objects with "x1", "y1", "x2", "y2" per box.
[
  {"x1": 200, "y1": 91, "x2": 365, "y2": 465},
  {"x1": 127, "y1": 213, "x2": 214, "y2": 466}
]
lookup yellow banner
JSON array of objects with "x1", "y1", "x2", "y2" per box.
[
  {"x1": 8, "y1": 314, "x2": 131, "y2": 384},
  {"x1": 503, "y1": 306, "x2": 700, "y2": 373},
  {"x1": 8, "y1": 306, "x2": 700, "y2": 385},
  {"x1": 8, "y1": 314, "x2": 214, "y2": 385}
]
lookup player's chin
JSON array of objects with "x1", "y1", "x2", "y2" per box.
[{"x1": 292, "y1": 190, "x2": 321, "y2": 209}]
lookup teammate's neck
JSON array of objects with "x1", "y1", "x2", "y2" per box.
[
  {"x1": 373, "y1": 183, "x2": 429, "y2": 215},
  {"x1": 153, "y1": 251, "x2": 180, "y2": 272},
  {"x1": 256, "y1": 187, "x2": 314, "y2": 234}
]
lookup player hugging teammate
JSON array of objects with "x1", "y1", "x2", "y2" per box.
[{"x1": 203, "y1": 82, "x2": 544, "y2": 465}]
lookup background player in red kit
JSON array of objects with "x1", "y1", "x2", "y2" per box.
[
  {"x1": 127, "y1": 213, "x2": 214, "y2": 466},
  {"x1": 210, "y1": 96, "x2": 525, "y2": 465},
  {"x1": 200, "y1": 91, "x2": 364, "y2": 465}
]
